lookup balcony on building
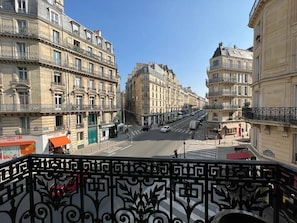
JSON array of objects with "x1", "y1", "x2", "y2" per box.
[
  {"x1": 0, "y1": 103, "x2": 118, "y2": 114},
  {"x1": 0, "y1": 154, "x2": 296, "y2": 223},
  {"x1": 206, "y1": 77, "x2": 238, "y2": 87},
  {"x1": 242, "y1": 107, "x2": 297, "y2": 124},
  {"x1": 204, "y1": 104, "x2": 241, "y2": 111},
  {"x1": 207, "y1": 62, "x2": 252, "y2": 72},
  {"x1": 0, "y1": 24, "x2": 118, "y2": 69}
]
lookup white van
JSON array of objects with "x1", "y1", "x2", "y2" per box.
[{"x1": 189, "y1": 120, "x2": 200, "y2": 130}]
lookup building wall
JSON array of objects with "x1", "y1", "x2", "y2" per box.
[
  {"x1": 0, "y1": 0, "x2": 119, "y2": 156},
  {"x1": 125, "y1": 63, "x2": 202, "y2": 126},
  {"x1": 249, "y1": 0, "x2": 297, "y2": 166},
  {"x1": 206, "y1": 43, "x2": 253, "y2": 136}
]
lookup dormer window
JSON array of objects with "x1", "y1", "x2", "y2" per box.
[
  {"x1": 85, "y1": 30, "x2": 92, "y2": 41},
  {"x1": 105, "y1": 42, "x2": 111, "y2": 52},
  {"x1": 71, "y1": 22, "x2": 80, "y2": 35},
  {"x1": 16, "y1": 0, "x2": 27, "y2": 13},
  {"x1": 97, "y1": 37, "x2": 102, "y2": 46}
]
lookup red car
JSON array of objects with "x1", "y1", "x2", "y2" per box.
[{"x1": 50, "y1": 174, "x2": 86, "y2": 199}]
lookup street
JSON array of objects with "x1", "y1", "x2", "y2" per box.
[{"x1": 93, "y1": 111, "x2": 210, "y2": 158}]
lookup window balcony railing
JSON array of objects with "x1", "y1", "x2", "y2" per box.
[
  {"x1": 0, "y1": 25, "x2": 117, "y2": 68},
  {"x1": 242, "y1": 107, "x2": 297, "y2": 124},
  {"x1": 0, "y1": 154, "x2": 296, "y2": 223},
  {"x1": 206, "y1": 77, "x2": 238, "y2": 85},
  {"x1": 0, "y1": 104, "x2": 121, "y2": 113},
  {"x1": 204, "y1": 104, "x2": 241, "y2": 110},
  {"x1": 206, "y1": 91, "x2": 238, "y2": 97}
]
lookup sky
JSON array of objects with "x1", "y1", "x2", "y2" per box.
[{"x1": 64, "y1": 0, "x2": 254, "y2": 97}]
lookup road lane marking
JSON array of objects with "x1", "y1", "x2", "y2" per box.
[{"x1": 120, "y1": 145, "x2": 132, "y2": 150}]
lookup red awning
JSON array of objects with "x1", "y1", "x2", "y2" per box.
[
  {"x1": 226, "y1": 151, "x2": 251, "y2": 160},
  {"x1": 49, "y1": 136, "x2": 71, "y2": 148},
  {"x1": 0, "y1": 140, "x2": 35, "y2": 147}
]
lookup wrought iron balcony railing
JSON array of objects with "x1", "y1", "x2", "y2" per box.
[
  {"x1": 0, "y1": 50, "x2": 119, "y2": 83},
  {"x1": 242, "y1": 107, "x2": 297, "y2": 124},
  {"x1": 0, "y1": 25, "x2": 117, "y2": 67},
  {"x1": 0, "y1": 104, "x2": 121, "y2": 113},
  {"x1": 0, "y1": 154, "x2": 296, "y2": 223}
]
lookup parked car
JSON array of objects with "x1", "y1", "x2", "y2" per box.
[
  {"x1": 178, "y1": 115, "x2": 183, "y2": 120},
  {"x1": 160, "y1": 125, "x2": 171, "y2": 133}
]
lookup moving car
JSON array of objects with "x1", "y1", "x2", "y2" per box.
[{"x1": 160, "y1": 125, "x2": 171, "y2": 133}]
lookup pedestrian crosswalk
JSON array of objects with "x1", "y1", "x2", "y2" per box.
[
  {"x1": 129, "y1": 129, "x2": 142, "y2": 136},
  {"x1": 129, "y1": 128, "x2": 192, "y2": 137},
  {"x1": 186, "y1": 148, "x2": 217, "y2": 159},
  {"x1": 173, "y1": 128, "x2": 192, "y2": 134},
  {"x1": 129, "y1": 128, "x2": 193, "y2": 135},
  {"x1": 128, "y1": 126, "x2": 194, "y2": 137}
]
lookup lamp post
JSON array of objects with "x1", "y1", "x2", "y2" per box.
[{"x1": 183, "y1": 141, "x2": 186, "y2": 158}]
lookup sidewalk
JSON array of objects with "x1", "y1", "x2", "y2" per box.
[
  {"x1": 70, "y1": 132, "x2": 130, "y2": 156},
  {"x1": 179, "y1": 136, "x2": 254, "y2": 160}
]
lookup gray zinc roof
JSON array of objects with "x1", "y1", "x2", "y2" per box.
[{"x1": 212, "y1": 42, "x2": 253, "y2": 60}]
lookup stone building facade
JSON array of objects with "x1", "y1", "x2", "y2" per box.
[
  {"x1": 0, "y1": 0, "x2": 119, "y2": 157},
  {"x1": 247, "y1": 0, "x2": 297, "y2": 166},
  {"x1": 205, "y1": 43, "x2": 253, "y2": 138},
  {"x1": 125, "y1": 63, "x2": 202, "y2": 126}
]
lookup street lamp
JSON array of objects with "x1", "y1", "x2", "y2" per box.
[{"x1": 183, "y1": 141, "x2": 186, "y2": 158}]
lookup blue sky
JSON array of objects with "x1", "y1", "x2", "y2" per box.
[{"x1": 64, "y1": 0, "x2": 254, "y2": 97}]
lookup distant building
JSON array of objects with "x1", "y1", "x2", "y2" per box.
[
  {"x1": 0, "y1": 0, "x2": 119, "y2": 157},
  {"x1": 205, "y1": 43, "x2": 253, "y2": 138},
  {"x1": 247, "y1": 0, "x2": 297, "y2": 166},
  {"x1": 125, "y1": 63, "x2": 201, "y2": 126}
]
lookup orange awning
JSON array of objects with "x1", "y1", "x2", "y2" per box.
[
  {"x1": 49, "y1": 136, "x2": 71, "y2": 148},
  {"x1": 0, "y1": 140, "x2": 35, "y2": 147}
]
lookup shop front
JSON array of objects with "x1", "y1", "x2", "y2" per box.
[
  {"x1": 0, "y1": 136, "x2": 35, "y2": 160},
  {"x1": 49, "y1": 135, "x2": 71, "y2": 154},
  {"x1": 99, "y1": 123, "x2": 117, "y2": 141}
]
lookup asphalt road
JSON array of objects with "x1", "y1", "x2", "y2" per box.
[{"x1": 93, "y1": 111, "x2": 208, "y2": 158}]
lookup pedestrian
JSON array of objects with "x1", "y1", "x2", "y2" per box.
[{"x1": 174, "y1": 149, "x2": 178, "y2": 158}]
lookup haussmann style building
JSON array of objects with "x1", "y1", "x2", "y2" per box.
[
  {"x1": 245, "y1": 0, "x2": 297, "y2": 166},
  {"x1": 0, "y1": 0, "x2": 120, "y2": 159},
  {"x1": 125, "y1": 63, "x2": 202, "y2": 126},
  {"x1": 205, "y1": 43, "x2": 253, "y2": 139}
]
